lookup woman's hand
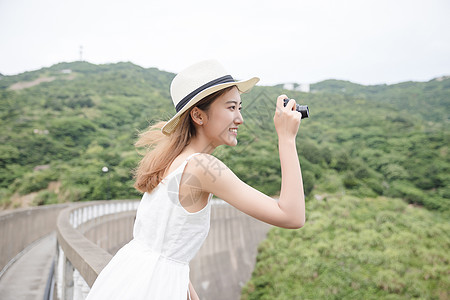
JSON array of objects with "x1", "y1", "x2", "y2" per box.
[{"x1": 273, "y1": 95, "x2": 302, "y2": 140}]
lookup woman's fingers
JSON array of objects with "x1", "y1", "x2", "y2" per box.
[
  {"x1": 286, "y1": 98, "x2": 296, "y2": 111},
  {"x1": 276, "y1": 95, "x2": 298, "y2": 112},
  {"x1": 274, "y1": 95, "x2": 302, "y2": 139},
  {"x1": 276, "y1": 95, "x2": 287, "y2": 111}
]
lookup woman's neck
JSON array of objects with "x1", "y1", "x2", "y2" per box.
[{"x1": 185, "y1": 134, "x2": 216, "y2": 154}]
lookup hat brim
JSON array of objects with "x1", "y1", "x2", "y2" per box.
[{"x1": 161, "y1": 77, "x2": 259, "y2": 135}]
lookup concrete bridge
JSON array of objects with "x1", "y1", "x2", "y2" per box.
[{"x1": 0, "y1": 199, "x2": 271, "y2": 300}]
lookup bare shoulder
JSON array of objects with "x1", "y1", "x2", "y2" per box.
[
  {"x1": 189, "y1": 152, "x2": 224, "y2": 164},
  {"x1": 187, "y1": 153, "x2": 230, "y2": 177},
  {"x1": 184, "y1": 153, "x2": 237, "y2": 192}
]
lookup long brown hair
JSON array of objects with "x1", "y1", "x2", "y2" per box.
[{"x1": 134, "y1": 86, "x2": 235, "y2": 193}]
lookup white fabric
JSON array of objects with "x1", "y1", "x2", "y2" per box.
[{"x1": 86, "y1": 153, "x2": 212, "y2": 300}]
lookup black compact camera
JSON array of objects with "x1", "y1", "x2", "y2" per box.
[{"x1": 283, "y1": 98, "x2": 310, "y2": 119}]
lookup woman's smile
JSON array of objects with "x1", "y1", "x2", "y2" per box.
[{"x1": 229, "y1": 127, "x2": 238, "y2": 136}]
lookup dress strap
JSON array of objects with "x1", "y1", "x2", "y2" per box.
[{"x1": 185, "y1": 152, "x2": 203, "y2": 162}]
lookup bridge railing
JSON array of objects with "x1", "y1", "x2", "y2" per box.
[
  {"x1": 55, "y1": 200, "x2": 139, "y2": 300},
  {"x1": 54, "y1": 199, "x2": 271, "y2": 300},
  {"x1": 0, "y1": 203, "x2": 68, "y2": 278}
]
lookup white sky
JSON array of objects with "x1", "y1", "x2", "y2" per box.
[{"x1": 0, "y1": 0, "x2": 449, "y2": 85}]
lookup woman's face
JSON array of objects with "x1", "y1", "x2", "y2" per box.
[{"x1": 202, "y1": 87, "x2": 243, "y2": 148}]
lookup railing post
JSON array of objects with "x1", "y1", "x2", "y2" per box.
[
  {"x1": 56, "y1": 246, "x2": 63, "y2": 299},
  {"x1": 63, "y1": 255, "x2": 74, "y2": 300},
  {"x1": 73, "y1": 269, "x2": 90, "y2": 300}
]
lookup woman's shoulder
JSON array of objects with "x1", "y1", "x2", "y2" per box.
[
  {"x1": 185, "y1": 153, "x2": 230, "y2": 181},
  {"x1": 187, "y1": 152, "x2": 227, "y2": 167}
]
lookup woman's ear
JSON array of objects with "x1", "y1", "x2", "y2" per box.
[{"x1": 190, "y1": 107, "x2": 205, "y2": 125}]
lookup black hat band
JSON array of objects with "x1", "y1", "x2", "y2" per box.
[{"x1": 175, "y1": 75, "x2": 235, "y2": 112}]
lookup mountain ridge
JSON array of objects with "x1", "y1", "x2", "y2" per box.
[{"x1": 2, "y1": 61, "x2": 447, "y2": 90}]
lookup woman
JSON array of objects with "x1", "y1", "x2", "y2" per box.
[{"x1": 86, "y1": 60, "x2": 305, "y2": 300}]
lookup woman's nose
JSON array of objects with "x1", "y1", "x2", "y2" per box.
[{"x1": 235, "y1": 111, "x2": 244, "y2": 125}]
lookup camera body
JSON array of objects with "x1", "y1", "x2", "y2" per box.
[{"x1": 283, "y1": 98, "x2": 309, "y2": 119}]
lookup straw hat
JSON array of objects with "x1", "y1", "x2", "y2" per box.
[{"x1": 161, "y1": 60, "x2": 259, "y2": 135}]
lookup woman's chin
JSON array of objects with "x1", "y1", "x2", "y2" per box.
[
  {"x1": 228, "y1": 137, "x2": 238, "y2": 147},
  {"x1": 216, "y1": 135, "x2": 238, "y2": 147},
  {"x1": 223, "y1": 140, "x2": 238, "y2": 147}
]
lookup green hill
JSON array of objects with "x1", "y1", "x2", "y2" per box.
[
  {"x1": 0, "y1": 61, "x2": 175, "y2": 205},
  {"x1": 0, "y1": 62, "x2": 448, "y2": 212},
  {"x1": 311, "y1": 78, "x2": 450, "y2": 123},
  {"x1": 0, "y1": 61, "x2": 449, "y2": 298}
]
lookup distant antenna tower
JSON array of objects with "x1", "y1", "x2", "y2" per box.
[{"x1": 79, "y1": 45, "x2": 83, "y2": 61}]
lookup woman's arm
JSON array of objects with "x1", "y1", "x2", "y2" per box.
[
  {"x1": 275, "y1": 96, "x2": 305, "y2": 227},
  {"x1": 188, "y1": 280, "x2": 200, "y2": 300},
  {"x1": 187, "y1": 95, "x2": 305, "y2": 229}
]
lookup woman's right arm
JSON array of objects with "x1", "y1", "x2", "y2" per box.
[{"x1": 189, "y1": 95, "x2": 305, "y2": 229}]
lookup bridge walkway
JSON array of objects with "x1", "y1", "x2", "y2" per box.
[{"x1": 0, "y1": 233, "x2": 56, "y2": 300}]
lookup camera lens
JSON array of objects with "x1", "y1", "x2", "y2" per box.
[{"x1": 283, "y1": 99, "x2": 309, "y2": 119}]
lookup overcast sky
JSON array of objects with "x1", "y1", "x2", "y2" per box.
[{"x1": 0, "y1": 0, "x2": 449, "y2": 86}]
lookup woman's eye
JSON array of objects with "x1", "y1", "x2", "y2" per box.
[{"x1": 228, "y1": 105, "x2": 242, "y2": 111}]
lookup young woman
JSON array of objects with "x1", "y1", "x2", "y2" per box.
[{"x1": 86, "y1": 60, "x2": 305, "y2": 300}]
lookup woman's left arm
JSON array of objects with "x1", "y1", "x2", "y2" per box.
[{"x1": 188, "y1": 280, "x2": 200, "y2": 300}]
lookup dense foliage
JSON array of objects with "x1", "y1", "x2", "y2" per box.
[
  {"x1": 0, "y1": 62, "x2": 174, "y2": 205},
  {"x1": 241, "y1": 195, "x2": 449, "y2": 299},
  {"x1": 0, "y1": 62, "x2": 448, "y2": 212},
  {"x1": 0, "y1": 62, "x2": 448, "y2": 298}
]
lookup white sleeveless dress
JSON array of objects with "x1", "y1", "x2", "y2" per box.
[{"x1": 86, "y1": 153, "x2": 212, "y2": 300}]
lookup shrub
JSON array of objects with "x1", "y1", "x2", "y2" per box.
[
  {"x1": 332, "y1": 151, "x2": 351, "y2": 171},
  {"x1": 34, "y1": 190, "x2": 58, "y2": 205},
  {"x1": 388, "y1": 181, "x2": 426, "y2": 206},
  {"x1": 16, "y1": 169, "x2": 58, "y2": 195},
  {"x1": 302, "y1": 171, "x2": 315, "y2": 196},
  {"x1": 49, "y1": 117, "x2": 97, "y2": 147},
  {"x1": 343, "y1": 172, "x2": 359, "y2": 189}
]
